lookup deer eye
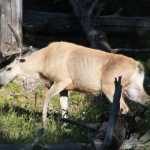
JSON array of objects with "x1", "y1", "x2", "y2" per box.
[
  {"x1": 19, "y1": 58, "x2": 26, "y2": 63},
  {"x1": 6, "y1": 67, "x2": 12, "y2": 71}
]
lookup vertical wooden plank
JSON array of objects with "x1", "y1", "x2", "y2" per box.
[{"x1": 0, "y1": 0, "x2": 22, "y2": 57}]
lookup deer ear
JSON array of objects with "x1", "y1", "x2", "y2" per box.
[{"x1": 19, "y1": 58, "x2": 26, "y2": 63}]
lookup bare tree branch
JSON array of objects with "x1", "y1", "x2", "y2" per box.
[
  {"x1": 8, "y1": 24, "x2": 22, "y2": 58},
  {"x1": 69, "y1": 0, "x2": 112, "y2": 51},
  {"x1": 88, "y1": 0, "x2": 99, "y2": 16}
]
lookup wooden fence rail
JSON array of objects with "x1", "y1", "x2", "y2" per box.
[{"x1": 24, "y1": 10, "x2": 150, "y2": 35}]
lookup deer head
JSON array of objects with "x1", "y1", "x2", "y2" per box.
[{"x1": 0, "y1": 24, "x2": 36, "y2": 86}]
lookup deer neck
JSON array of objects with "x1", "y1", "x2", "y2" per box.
[{"x1": 19, "y1": 49, "x2": 46, "y2": 75}]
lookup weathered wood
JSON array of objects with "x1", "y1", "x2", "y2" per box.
[
  {"x1": 61, "y1": 117, "x2": 98, "y2": 132},
  {"x1": 120, "y1": 131, "x2": 150, "y2": 150},
  {"x1": 0, "y1": 144, "x2": 26, "y2": 150},
  {"x1": 23, "y1": 32, "x2": 150, "y2": 54},
  {"x1": 0, "y1": 0, "x2": 22, "y2": 56},
  {"x1": 69, "y1": 0, "x2": 112, "y2": 51},
  {"x1": 24, "y1": 10, "x2": 150, "y2": 35},
  {"x1": 0, "y1": 143, "x2": 83, "y2": 150}
]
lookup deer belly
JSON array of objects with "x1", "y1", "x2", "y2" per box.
[
  {"x1": 72, "y1": 72, "x2": 101, "y2": 93},
  {"x1": 68, "y1": 56, "x2": 102, "y2": 93}
]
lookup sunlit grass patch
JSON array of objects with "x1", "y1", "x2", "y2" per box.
[
  {"x1": 0, "y1": 110, "x2": 36, "y2": 143},
  {"x1": 0, "y1": 81, "x2": 106, "y2": 144}
]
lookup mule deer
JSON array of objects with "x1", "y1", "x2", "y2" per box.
[
  {"x1": 0, "y1": 25, "x2": 149, "y2": 127},
  {"x1": 0, "y1": 40, "x2": 149, "y2": 127}
]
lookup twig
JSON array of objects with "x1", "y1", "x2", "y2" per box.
[{"x1": 88, "y1": 0, "x2": 99, "y2": 16}]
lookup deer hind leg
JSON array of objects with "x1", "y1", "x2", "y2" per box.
[
  {"x1": 102, "y1": 84, "x2": 130, "y2": 114},
  {"x1": 42, "y1": 79, "x2": 72, "y2": 128},
  {"x1": 59, "y1": 90, "x2": 69, "y2": 119}
]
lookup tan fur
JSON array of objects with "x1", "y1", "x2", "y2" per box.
[{"x1": 20, "y1": 42, "x2": 148, "y2": 106}]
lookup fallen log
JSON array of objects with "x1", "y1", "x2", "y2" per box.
[
  {"x1": 23, "y1": 10, "x2": 150, "y2": 35},
  {"x1": 61, "y1": 117, "x2": 98, "y2": 132},
  {"x1": 0, "y1": 143, "x2": 83, "y2": 150},
  {"x1": 120, "y1": 131, "x2": 150, "y2": 150}
]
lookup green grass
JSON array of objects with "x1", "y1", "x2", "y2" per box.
[
  {"x1": 0, "y1": 111, "x2": 36, "y2": 143},
  {"x1": 0, "y1": 81, "x2": 104, "y2": 144}
]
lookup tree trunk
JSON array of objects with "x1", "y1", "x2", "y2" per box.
[
  {"x1": 0, "y1": 0, "x2": 22, "y2": 57},
  {"x1": 69, "y1": 0, "x2": 112, "y2": 51}
]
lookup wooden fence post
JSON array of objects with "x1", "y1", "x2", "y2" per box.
[{"x1": 0, "y1": 0, "x2": 22, "y2": 57}]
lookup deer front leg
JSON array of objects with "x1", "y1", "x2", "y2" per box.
[
  {"x1": 42, "y1": 79, "x2": 72, "y2": 128},
  {"x1": 60, "y1": 90, "x2": 69, "y2": 119}
]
